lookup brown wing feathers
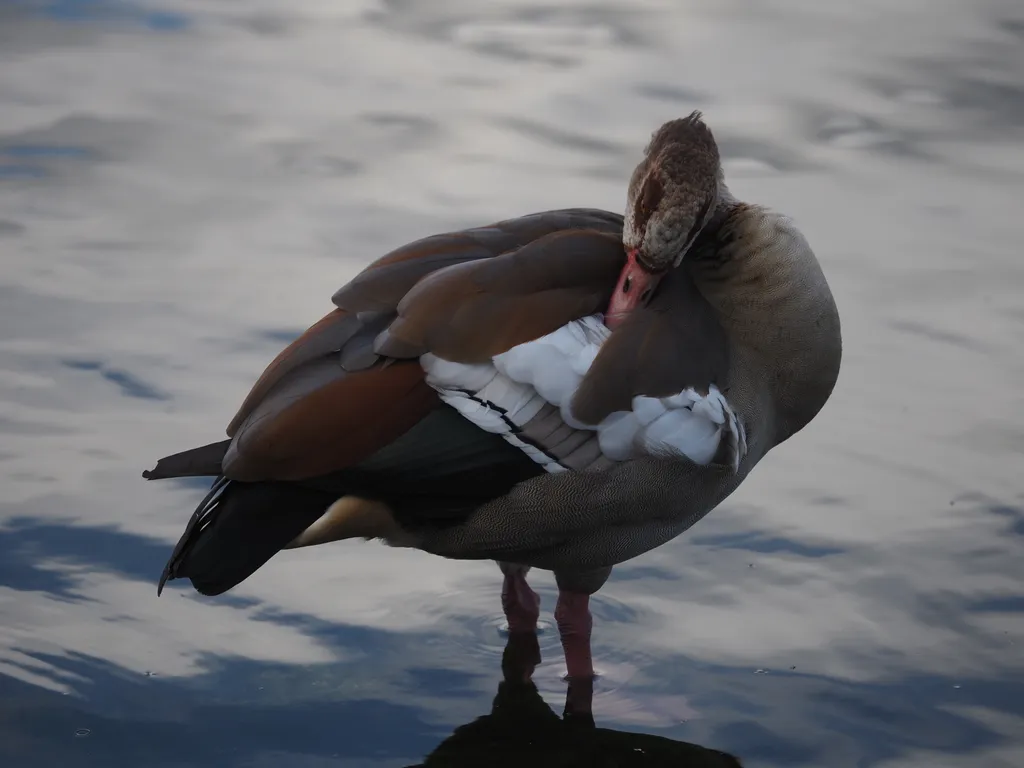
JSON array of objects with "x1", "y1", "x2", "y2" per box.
[
  {"x1": 226, "y1": 309, "x2": 362, "y2": 437},
  {"x1": 331, "y1": 234, "x2": 492, "y2": 314},
  {"x1": 224, "y1": 359, "x2": 437, "y2": 482},
  {"x1": 332, "y1": 208, "x2": 623, "y2": 314},
  {"x1": 148, "y1": 211, "x2": 630, "y2": 486},
  {"x1": 375, "y1": 230, "x2": 626, "y2": 363}
]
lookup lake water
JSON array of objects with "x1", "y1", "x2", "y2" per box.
[{"x1": 2, "y1": 1, "x2": 1023, "y2": 765}]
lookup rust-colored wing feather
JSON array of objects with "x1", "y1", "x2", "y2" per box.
[
  {"x1": 333, "y1": 208, "x2": 622, "y2": 314},
  {"x1": 227, "y1": 309, "x2": 361, "y2": 437},
  {"x1": 224, "y1": 356, "x2": 437, "y2": 481},
  {"x1": 230, "y1": 208, "x2": 623, "y2": 434},
  {"x1": 375, "y1": 229, "x2": 626, "y2": 363},
  {"x1": 213, "y1": 209, "x2": 625, "y2": 483},
  {"x1": 570, "y1": 264, "x2": 729, "y2": 425}
]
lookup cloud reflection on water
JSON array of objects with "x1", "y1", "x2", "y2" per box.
[{"x1": 1, "y1": 0, "x2": 1023, "y2": 765}]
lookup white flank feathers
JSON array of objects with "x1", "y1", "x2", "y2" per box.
[
  {"x1": 492, "y1": 314, "x2": 609, "y2": 428},
  {"x1": 420, "y1": 315, "x2": 747, "y2": 472}
]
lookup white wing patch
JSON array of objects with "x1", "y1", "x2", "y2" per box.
[
  {"x1": 420, "y1": 315, "x2": 747, "y2": 473},
  {"x1": 421, "y1": 355, "x2": 573, "y2": 474},
  {"x1": 595, "y1": 389, "x2": 748, "y2": 471},
  {"x1": 492, "y1": 315, "x2": 610, "y2": 429}
]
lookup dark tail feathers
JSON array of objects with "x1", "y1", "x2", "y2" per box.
[
  {"x1": 157, "y1": 476, "x2": 336, "y2": 596},
  {"x1": 143, "y1": 440, "x2": 231, "y2": 480}
]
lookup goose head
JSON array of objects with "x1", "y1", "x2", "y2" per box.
[{"x1": 606, "y1": 111, "x2": 722, "y2": 327}]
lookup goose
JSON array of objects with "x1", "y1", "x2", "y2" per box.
[{"x1": 144, "y1": 111, "x2": 842, "y2": 681}]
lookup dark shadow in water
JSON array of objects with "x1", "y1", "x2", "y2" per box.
[
  {"x1": 612, "y1": 564, "x2": 679, "y2": 582},
  {"x1": 861, "y1": 12, "x2": 1024, "y2": 142},
  {"x1": 495, "y1": 117, "x2": 626, "y2": 157},
  {"x1": 887, "y1": 319, "x2": 983, "y2": 352},
  {"x1": 61, "y1": 359, "x2": 168, "y2": 401},
  {"x1": 986, "y1": 501, "x2": 1024, "y2": 537},
  {"x1": 0, "y1": 636, "x2": 742, "y2": 768},
  {"x1": 634, "y1": 83, "x2": 709, "y2": 106},
  {"x1": 409, "y1": 632, "x2": 742, "y2": 767},
  {"x1": 0, "y1": 517, "x2": 172, "y2": 597},
  {"x1": 0, "y1": 163, "x2": 47, "y2": 179},
  {"x1": 4, "y1": 622, "x2": 1018, "y2": 767},
  {"x1": 796, "y1": 104, "x2": 935, "y2": 160},
  {"x1": 32, "y1": 0, "x2": 189, "y2": 31},
  {"x1": 0, "y1": 219, "x2": 27, "y2": 235},
  {"x1": 0, "y1": 115, "x2": 153, "y2": 181},
  {"x1": 0, "y1": 650, "x2": 443, "y2": 768},
  {"x1": 969, "y1": 596, "x2": 1024, "y2": 613},
  {"x1": 689, "y1": 531, "x2": 844, "y2": 558},
  {"x1": 0, "y1": 135, "x2": 92, "y2": 180}
]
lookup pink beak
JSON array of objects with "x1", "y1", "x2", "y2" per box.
[{"x1": 605, "y1": 248, "x2": 663, "y2": 329}]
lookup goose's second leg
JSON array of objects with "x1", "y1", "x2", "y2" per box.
[
  {"x1": 554, "y1": 567, "x2": 613, "y2": 683},
  {"x1": 498, "y1": 561, "x2": 540, "y2": 634}
]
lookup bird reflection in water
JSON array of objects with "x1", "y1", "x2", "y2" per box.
[{"x1": 407, "y1": 631, "x2": 742, "y2": 768}]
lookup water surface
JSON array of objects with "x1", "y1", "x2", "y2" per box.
[{"x1": 2, "y1": 0, "x2": 1023, "y2": 765}]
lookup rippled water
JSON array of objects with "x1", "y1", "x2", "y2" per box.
[{"x1": 2, "y1": 0, "x2": 1023, "y2": 765}]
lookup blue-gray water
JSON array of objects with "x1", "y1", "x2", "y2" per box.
[{"x1": 2, "y1": 1, "x2": 1023, "y2": 765}]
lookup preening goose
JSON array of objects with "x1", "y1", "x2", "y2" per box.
[{"x1": 144, "y1": 111, "x2": 842, "y2": 681}]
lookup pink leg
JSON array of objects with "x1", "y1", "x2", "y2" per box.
[
  {"x1": 500, "y1": 563, "x2": 540, "y2": 634},
  {"x1": 555, "y1": 590, "x2": 594, "y2": 680}
]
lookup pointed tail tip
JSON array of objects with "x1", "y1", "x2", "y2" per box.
[{"x1": 157, "y1": 564, "x2": 172, "y2": 596}]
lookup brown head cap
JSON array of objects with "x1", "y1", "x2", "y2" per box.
[{"x1": 623, "y1": 111, "x2": 721, "y2": 271}]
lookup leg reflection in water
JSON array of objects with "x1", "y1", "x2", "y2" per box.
[{"x1": 409, "y1": 630, "x2": 744, "y2": 767}]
